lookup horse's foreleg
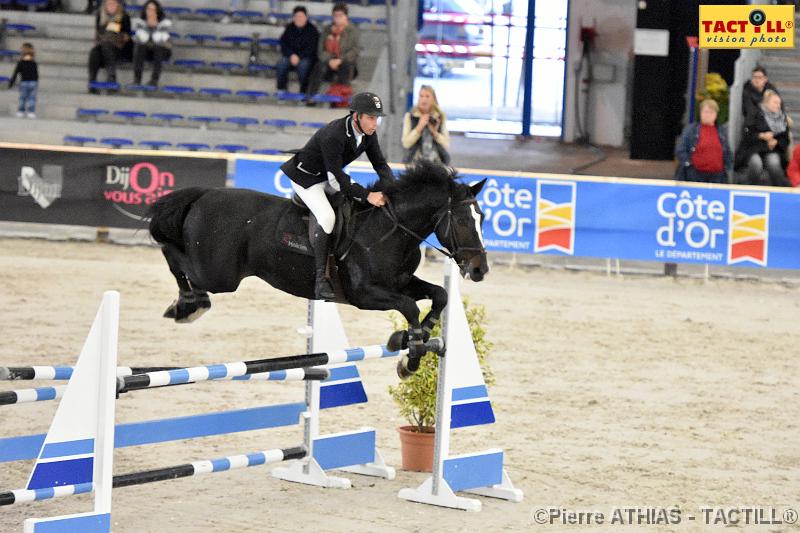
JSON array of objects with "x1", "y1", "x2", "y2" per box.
[{"x1": 401, "y1": 276, "x2": 448, "y2": 343}]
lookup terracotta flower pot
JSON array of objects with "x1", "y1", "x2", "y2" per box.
[{"x1": 398, "y1": 425, "x2": 435, "y2": 472}]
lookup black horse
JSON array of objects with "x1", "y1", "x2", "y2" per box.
[{"x1": 148, "y1": 160, "x2": 488, "y2": 377}]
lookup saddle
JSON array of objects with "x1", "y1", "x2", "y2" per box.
[{"x1": 276, "y1": 193, "x2": 356, "y2": 302}]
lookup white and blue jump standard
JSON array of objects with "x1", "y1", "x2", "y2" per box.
[{"x1": 398, "y1": 260, "x2": 524, "y2": 511}]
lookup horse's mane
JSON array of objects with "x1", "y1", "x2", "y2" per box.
[{"x1": 373, "y1": 160, "x2": 457, "y2": 196}]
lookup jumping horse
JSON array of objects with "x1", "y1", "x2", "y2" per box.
[{"x1": 148, "y1": 160, "x2": 488, "y2": 377}]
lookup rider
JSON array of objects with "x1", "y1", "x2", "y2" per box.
[{"x1": 280, "y1": 91, "x2": 394, "y2": 300}]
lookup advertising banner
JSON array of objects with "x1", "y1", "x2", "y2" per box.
[
  {"x1": 234, "y1": 157, "x2": 800, "y2": 270},
  {"x1": 0, "y1": 146, "x2": 227, "y2": 229}
]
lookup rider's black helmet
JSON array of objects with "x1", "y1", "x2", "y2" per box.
[{"x1": 349, "y1": 92, "x2": 386, "y2": 117}]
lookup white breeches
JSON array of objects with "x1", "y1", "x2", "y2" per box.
[{"x1": 291, "y1": 180, "x2": 337, "y2": 234}]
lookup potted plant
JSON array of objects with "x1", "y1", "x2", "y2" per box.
[{"x1": 388, "y1": 298, "x2": 494, "y2": 472}]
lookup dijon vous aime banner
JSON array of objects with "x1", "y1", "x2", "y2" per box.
[{"x1": 234, "y1": 157, "x2": 800, "y2": 270}]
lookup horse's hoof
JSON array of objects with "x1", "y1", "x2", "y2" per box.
[
  {"x1": 177, "y1": 305, "x2": 208, "y2": 323},
  {"x1": 163, "y1": 301, "x2": 177, "y2": 319},
  {"x1": 396, "y1": 355, "x2": 420, "y2": 380},
  {"x1": 387, "y1": 330, "x2": 409, "y2": 352}
]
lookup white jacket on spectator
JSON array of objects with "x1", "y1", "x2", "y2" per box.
[{"x1": 133, "y1": 18, "x2": 172, "y2": 46}]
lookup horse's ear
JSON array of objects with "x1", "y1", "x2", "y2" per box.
[{"x1": 469, "y1": 178, "x2": 487, "y2": 196}]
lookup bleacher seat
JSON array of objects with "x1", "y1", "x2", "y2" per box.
[
  {"x1": 139, "y1": 140, "x2": 173, "y2": 150},
  {"x1": 113, "y1": 110, "x2": 147, "y2": 122},
  {"x1": 301, "y1": 121, "x2": 326, "y2": 129},
  {"x1": 176, "y1": 142, "x2": 210, "y2": 151},
  {"x1": 161, "y1": 85, "x2": 194, "y2": 95},
  {"x1": 276, "y1": 91, "x2": 306, "y2": 102},
  {"x1": 194, "y1": 8, "x2": 228, "y2": 19},
  {"x1": 236, "y1": 90, "x2": 270, "y2": 100},
  {"x1": 312, "y1": 15, "x2": 333, "y2": 24},
  {"x1": 264, "y1": 118, "x2": 297, "y2": 129},
  {"x1": 63, "y1": 135, "x2": 96, "y2": 146},
  {"x1": 88, "y1": 81, "x2": 120, "y2": 92},
  {"x1": 226, "y1": 116, "x2": 260, "y2": 129},
  {"x1": 375, "y1": 18, "x2": 387, "y2": 25},
  {"x1": 232, "y1": 10, "x2": 263, "y2": 20},
  {"x1": 258, "y1": 38, "x2": 280, "y2": 48},
  {"x1": 173, "y1": 59, "x2": 207, "y2": 69},
  {"x1": 6, "y1": 23, "x2": 37, "y2": 33},
  {"x1": 248, "y1": 64, "x2": 276, "y2": 74},
  {"x1": 221, "y1": 36, "x2": 252, "y2": 47},
  {"x1": 199, "y1": 87, "x2": 233, "y2": 97},
  {"x1": 185, "y1": 34, "x2": 217, "y2": 44},
  {"x1": 0, "y1": 76, "x2": 9, "y2": 84},
  {"x1": 99, "y1": 137, "x2": 134, "y2": 148},
  {"x1": 253, "y1": 148, "x2": 283, "y2": 155},
  {"x1": 127, "y1": 84, "x2": 157, "y2": 92},
  {"x1": 150, "y1": 113, "x2": 184, "y2": 124},
  {"x1": 188, "y1": 115, "x2": 222, "y2": 127},
  {"x1": 215, "y1": 144, "x2": 249, "y2": 153},
  {"x1": 312, "y1": 94, "x2": 346, "y2": 105},
  {"x1": 76, "y1": 108, "x2": 110, "y2": 120},
  {"x1": 163, "y1": 6, "x2": 191, "y2": 16},
  {"x1": 0, "y1": 50, "x2": 20, "y2": 61},
  {"x1": 269, "y1": 12, "x2": 292, "y2": 21},
  {"x1": 212, "y1": 62, "x2": 244, "y2": 72},
  {"x1": 350, "y1": 17, "x2": 371, "y2": 25},
  {"x1": 17, "y1": 0, "x2": 48, "y2": 10}
]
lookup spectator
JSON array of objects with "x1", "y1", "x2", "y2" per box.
[
  {"x1": 88, "y1": 0, "x2": 131, "y2": 91},
  {"x1": 132, "y1": 0, "x2": 171, "y2": 87},
  {"x1": 402, "y1": 84, "x2": 451, "y2": 165},
  {"x1": 673, "y1": 99, "x2": 731, "y2": 183},
  {"x1": 8, "y1": 42, "x2": 38, "y2": 118},
  {"x1": 276, "y1": 6, "x2": 318, "y2": 94},
  {"x1": 85, "y1": 0, "x2": 96, "y2": 13},
  {"x1": 305, "y1": 2, "x2": 359, "y2": 100},
  {"x1": 734, "y1": 89, "x2": 791, "y2": 187},
  {"x1": 742, "y1": 66, "x2": 780, "y2": 126}
]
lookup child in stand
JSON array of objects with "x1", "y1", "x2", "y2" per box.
[{"x1": 8, "y1": 43, "x2": 39, "y2": 119}]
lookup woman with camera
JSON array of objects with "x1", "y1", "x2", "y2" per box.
[
  {"x1": 88, "y1": 0, "x2": 131, "y2": 89},
  {"x1": 401, "y1": 85, "x2": 450, "y2": 165}
]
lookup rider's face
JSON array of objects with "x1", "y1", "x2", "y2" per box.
[{"x1": 357, "y1": 113, "x2": 379, "y2": 135}]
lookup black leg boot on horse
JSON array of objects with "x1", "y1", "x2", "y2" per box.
[{"x1": 310, "y1": 217, "x2": 336, "y2": 301}]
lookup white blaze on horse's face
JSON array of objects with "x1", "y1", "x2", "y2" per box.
[{"x1": 470, "y1": 204, "x2": 484, "y2": 246}]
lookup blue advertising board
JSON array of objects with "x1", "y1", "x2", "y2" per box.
[{"x1": 234, "y1": 156, "x2": 800, "y2": 270}]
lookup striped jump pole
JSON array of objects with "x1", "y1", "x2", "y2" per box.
[
  {"x1": 0, "y1": 385, "x2": 66, "y2": 406},
  {"x1": 0, "y1": 446, "x2": 306, "y2": 507},
  {"x1": 117, "y1": 344, "x2": 409, "y2": 394},
  {"x1": 0, "y1": 366, "x2": 183, "y2": 381}
]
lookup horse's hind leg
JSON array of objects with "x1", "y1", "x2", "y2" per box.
[{"x1": 161, "y1": 244, "x2": 211, "y2": 323}]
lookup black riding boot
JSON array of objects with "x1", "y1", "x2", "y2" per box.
[{"x1": 310, "y1": 222, "x2": 335, "y2": 300}]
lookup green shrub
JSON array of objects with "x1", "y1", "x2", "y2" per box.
[{"x1": 388, "y1": 299, "x2": 494, "y2": 431}]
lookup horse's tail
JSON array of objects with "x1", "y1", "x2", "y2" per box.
[{"x1": 148, "y1": 187, "x2": 208, "y2": 251}]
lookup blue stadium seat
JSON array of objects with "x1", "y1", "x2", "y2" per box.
[
  {"x1": 169, "y1": 31, "x2": 181, "y2": 40},
  {"x1": 226, "y1": 116, "x2": 260, "y2": 128},
  {"x1": 215, "y1": 144, "x2": 250, "y2": 153},
  {"x1": 0, "y1": 50, "x2": 20, "y2": 60},
  {"x1": 151, "y1": 112, "x2": 184, "y2": 123},
  {"x1": 113, "y1": 110, "x2": 147, "y2": 122},
  {"x1": 258, "y1": 38, "x2": 280, "y2": 47},
  {"x1": 76, "y1": 108, "x2": 109, "y2": 120},
  {"x1": 211, "y1": 61, "x2": 244, "y2": 71},
  {"x1": 139, "y1": 140, "x2": 173, "y2": 150},
  {"x1": 248, "y1": 64, "x2": 276, "y2": 74},
  {"x1": 194, "y1": 8, "x2": 228, "y2": 19},
  {"x1": 161, "y1": 85, "x2": 195, "y2": 95},
  {"x1": 126, "y1": 83, "x2": 157, "y2": 92},
  {"x1": 232, "y1": 10, "x2": 263, "y2": 20},
  {"x1": 269, "y1": 12, "x2": 292, "y2": 21},
  {"x1": 253, "y1": 148, "x2": 283, "y2": 155},
  {"x1": 276, "y1": 91, "x2": 306, "y2": 102},
  {"x1": 264, "y1": 118, "x2": 298, "y2": 129},
  {"x1": 163, "y1": 6, "x2": 191, "y2": 16},
  {"x1": 173, "y1": 59, "x2": 207, "y2": 69},
  {"x1": 17, "y1": 0, "x2": 48, "y2": 10},
  {"x1": 312, "y1": 15, "x2": 332, "y2": 24},
  {"x1": 375, "y1": 18, "x2": 387, "y2": 25},
  {"x1": 0, "y1": 76, "x2": 9, "y2": 84},
  {"x1": 199, "y1": 87, "x2": 233, "y2": 97},
  {"x1": 6, "y1": 24, "x2": 37, "y2": 33},
  {"x1": 311, "y1": 94, "x2": 346, "y2": 104},
  {"x1": 301, "y1": 121, "x2": 326, "y2": 129},
  {"x1": 176, "y1": 142, "x2": 210, "y2": 151},
  {"x1": 185, "y1": 33, "x2": 217, "y2": 44},
  {"x1": 89, "y1": 81, "x2": 120, "y2": 92},
  {"x1": 221, "y1": 36, "x2": 252, "y2": 46},
  {"x1": 99, "y1": 137, "x2": 134, "y2": 148},
  {"x1": 63, "y1": 135, "x2": 96, "y2": 146},
  {"x1": 236, "y1": 90, "x2": 270, "y2": 100},
  {"x1": 188, "y1": 115, "x2": 222, "y2": 127},
  {"x1": 350, "y1": 17, "x2": 371, "y2": 25}
]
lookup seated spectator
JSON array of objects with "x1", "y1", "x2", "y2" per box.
[
  {"x1": 88, "y1": 0, "x2": 131, "y2": 90},
  {"x1": 132, "y1": 0, "x2": 171, "y2": 87},
  {"x1": 402, "y1": 84, "x2": 451, "y2": 165},
  {"x1": 673, "y1": 99, "x2": 731, "y2": 184},
  {"x1": 787, "y1": 145, "x2": 800, "y2": 187},
  {"x1": 305, "y1": 2, "x2": 359, "y2": 100},
  {"x1": 734, "y1": 90, "x2": 791, "y2": 187},
  {"x1": 276, "y1": 6, "x2": 318, "y2": 94},
  {"x1": 742, "y1": 66, "x2": 780, "y2": 126}
]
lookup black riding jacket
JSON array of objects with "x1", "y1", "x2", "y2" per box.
[{"x1": 280, "y1": 115, "x2": 394, "y2": 202}]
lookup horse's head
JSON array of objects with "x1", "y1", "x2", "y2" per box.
[{"x1": 435, "y1": 178, "x2": 489, "y2": 281}]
